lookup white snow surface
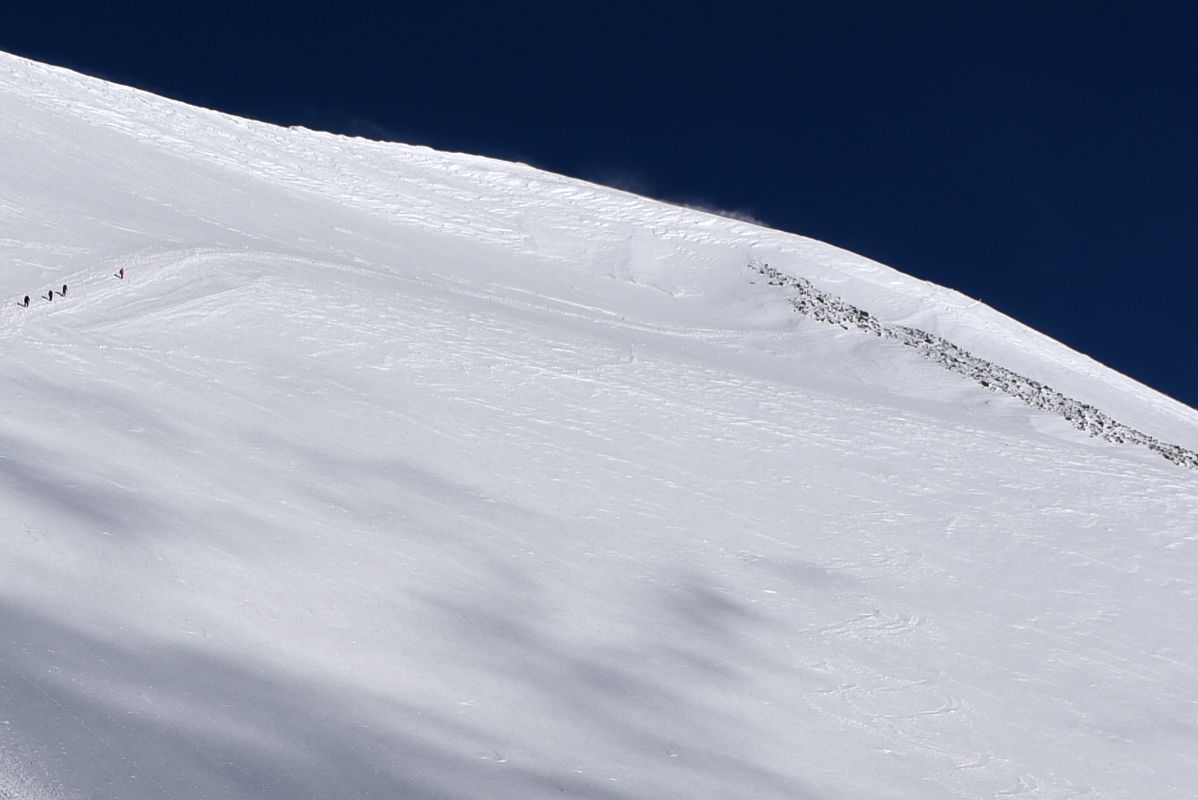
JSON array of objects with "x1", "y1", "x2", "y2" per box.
[{"x1": 2, "y1": 51, "x2": 1198, "y2": 799}]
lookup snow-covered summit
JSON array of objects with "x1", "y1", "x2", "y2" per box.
[{"x1": 2, "y1": 50, "x2": 1197, "y2": 799}]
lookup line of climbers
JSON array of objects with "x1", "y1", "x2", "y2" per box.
[
  {"x1": 16, "y1": 267, "x2": 124, "y2": 308},
  {"x1": 20, "y1": 284, "x2": 66, "y2": 306}
]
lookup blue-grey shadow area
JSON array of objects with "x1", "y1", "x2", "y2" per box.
[
  {"x1": 259, "y1": 434, "x2": 549, "y2": 529},
  {"x1": 0, "y1": 598, "x2": 653, "y2": 800},
  {"x1": 0, "y1": 557, "x2": 822, "y2": 800},
  {"x1": 0, "y1": 371, "x2": 213, "y2": 541},
  {"x1": 0, "y1": 431, "x2": 164, "y2": 534},
  {"x1": 420, "y1": 566, "x2": 817, "y2": 800}
]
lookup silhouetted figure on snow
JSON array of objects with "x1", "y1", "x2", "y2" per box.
[
  {"x1": 116, "y1": 267, "x2": 124, "y2": 280},
  {"x1": 45, "y1": 290, "x2": 52, "y2": 302},
  {"x1": 60, "y1": 284, "x2": 67, "y2": 297},
  {"x1": 21, "y1": 295, "x2": 29, "y2": 307}
]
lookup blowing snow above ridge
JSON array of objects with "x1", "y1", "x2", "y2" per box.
[{"x1": 2, "y1": 50, "x2": 1198, "y2": 800}]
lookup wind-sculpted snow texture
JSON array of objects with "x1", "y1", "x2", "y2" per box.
[
  {"x1": 3, "y1": 51, "x2": 1198, "y2": 800},
  {"x1": 752, "y1": 262, "x2": 1198, "y2": 469}
]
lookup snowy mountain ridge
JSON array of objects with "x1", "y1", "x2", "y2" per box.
[
  {"x1": 5, "y1": 51, "x2": 1196, "y2": 454},
  {"x1": 2, "y1": 50, "x2": 1198, "y2": 800}
]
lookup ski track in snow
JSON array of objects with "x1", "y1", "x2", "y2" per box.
[{"x1": 1, "y1": 50, "x2": 1198, "y2": 800}]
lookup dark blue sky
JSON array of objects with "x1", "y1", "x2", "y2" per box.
[{"x1": 4, "y1": 4, "x2": 1196, "y2": 408}]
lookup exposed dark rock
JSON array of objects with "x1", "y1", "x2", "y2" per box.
[{"x1": 750, "y1": 262, "x2": 1198, "y2": 470}]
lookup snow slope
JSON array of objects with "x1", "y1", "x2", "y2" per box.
[{"x1": 2, "y1": 51, "x2": 1198, "y2": 799}]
